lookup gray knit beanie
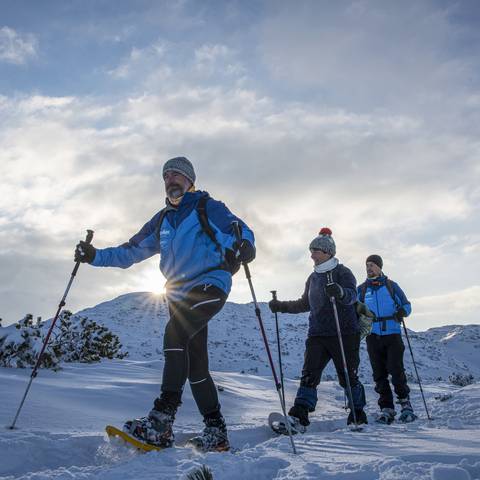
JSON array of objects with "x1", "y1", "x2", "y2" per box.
[
  {"x1": 163, "y1": 156, "x2": 196, "y2": 185},
  {"x1": 309, "y1": 227, "x2": 336, "y2": 256}
]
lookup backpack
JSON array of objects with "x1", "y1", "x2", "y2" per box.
[
  {"x1": 356, "y1": 301, "x2": 375, "y2": 340},
  {"x1": 154, "y1": 195, "x2": 241, "y2": 275}
]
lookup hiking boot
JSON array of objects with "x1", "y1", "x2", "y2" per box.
[
  {"x1": 398, "y1": 398, "x2": 417, "y2": 423},
  {"x1": 347, "y1": 409, "x2": 368, "y2": 426},
  {"x1": 188, "y1": 414, "x2": 230, "y2": 452},
  {"x1": 123, "y1": 394, "x2": 180, "y2": 447},
  {"x1": 288, "y1": 404, "x2": 310, "y2": 427},
  {"x1": 375, "y1": 407, "x2": 396, "y2": 425},
  {"x1": 123, "y1": 408, "x2": 175, "y2": 447}
]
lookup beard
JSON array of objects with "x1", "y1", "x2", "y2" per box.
[{"x1": 166, "y1": 184, "x2": 184, "y2": 199}]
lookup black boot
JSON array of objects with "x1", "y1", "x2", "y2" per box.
[
  {"x1": 188, "y1": 411, "x2": 230, "y2": 452},
  {"x1": 123, "y1": 392, "x2": 181, "y2": 447},
  {"x1": 288, "y1": 404, "x2": 310, "y2": 427},
  {"x1": 347, "y1": 409, "x2": 368, "y2": 425}
]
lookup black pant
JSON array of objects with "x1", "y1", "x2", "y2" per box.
[
  {"x1": 161, "y1": 284, "x2": 227, "y2": 416},
  {"x1": 294, "y1": 334, "x2": 365, "y2": 412},
  {"x1": 366, "y1": 333, "x2": 410, "y2": 409}
]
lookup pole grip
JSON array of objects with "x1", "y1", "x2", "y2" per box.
[
  {"x1": 232, "y1": 221, "x2": 241, "y2": 243},
  {"x1": 85, "y1": 229, "x2": 94, "y2": 244},
  {"x1": 270, "y1": 290, "x2": 277, "y2": 300}
]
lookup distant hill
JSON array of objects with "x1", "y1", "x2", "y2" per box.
[{"x1": 73, "y1": 292, "x2": 480, "y2": 383}]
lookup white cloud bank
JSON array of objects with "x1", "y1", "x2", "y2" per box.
[{"x1": 1, "y1": 2, "x2": 479, "y2": 330}]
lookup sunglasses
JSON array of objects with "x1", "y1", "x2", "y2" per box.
[{"x1": 310, "y1": 248, "x2": 327, "y2": 253}]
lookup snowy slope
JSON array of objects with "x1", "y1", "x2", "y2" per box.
[
  {"x1": 1, "y1": 360, "x2": 479, "y2": 479},
  {"x1": 1, "y1": 292, "x2": 479, "y2": 480},
  {"x1": 74, "y1": 292, "x2": 480, "y2": 382}
]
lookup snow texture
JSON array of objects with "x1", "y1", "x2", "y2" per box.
[{"x1": 0, "y1": 292, "x2": 479, "y2": 479}]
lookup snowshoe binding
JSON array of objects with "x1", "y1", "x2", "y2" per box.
[
  {"x1": 188, "y1": 415, "x2": 230, "y2": 452},
  {"x1": 269, "y1": 412, "x2": 307, "y2": 435},
  {"x1": 123, "y1": 407, "x2": 175, "y2": 448},
  {"x1": 398, "y1": 398, "x2": 417, "y2": 423},
  {"x1": 375, "y1": 407, "x2": 396, "y2": 425}
]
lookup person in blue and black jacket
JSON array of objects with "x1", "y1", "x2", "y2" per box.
[
  {"x1": 74, "y1": 156, "x2": 255, "y2": 452},
  {"x1": 269, "y1": 228, "x2": 367, "y2": 432},
  {"x1": 358, "y1": 254, "x2": 416, "y2": 424}
]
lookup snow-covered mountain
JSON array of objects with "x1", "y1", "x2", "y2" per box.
[{"x1": 76, "y1": 292, "x2": 480, "y2": 384}]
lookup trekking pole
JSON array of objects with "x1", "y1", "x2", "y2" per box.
[
  {"x1": 401, "y1": 320, "x2": 432, "y2": 420},
  {"x1": 270, "y1": 290, "x2": 286, "y2": 410},
  {"x1": 326, "y1": 271, "x2": 360, "y2": 430},
  {"x1": 232, "y1": 222, "x2": 297, "y2": 454},
  {"x1": 8, "y1": 230, "x2": 94, "y2": 430}
]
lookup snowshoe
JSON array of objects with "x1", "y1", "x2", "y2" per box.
[
  {"x1": 123, "y1": 407, "x2": 175, "y2": 448},
  {"x1": 375, "y1": 408, "x2": 396, "y2": 425},
  {"x1": 268, "y1": 412, "x2": 307, "y2": 435},
  {"x1": 187, "y1": 415, "x2": 230, "y2": 452},
  {"x1": 347, "y1": 409, "x2": 368, "y2": 426},
  {"x1": 398, "y1": 399, "x2": 417, "y2": 423}
]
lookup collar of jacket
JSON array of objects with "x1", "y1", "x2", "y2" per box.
[{"x1": 367, "y1": 275, "x2": 387, "y2": 287}]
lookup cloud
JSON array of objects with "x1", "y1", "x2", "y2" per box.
[
  {"x1": 413, "y1": 286, "x2": 480, "y2": 328},
  {"x1": 258, "y1": 1, "x2": 480, "y2": 124},
  {"x1": 1, "y1": 2, "x2": 479, "y2": 329},
  {"x1": 0, "y1": 26, "x2": 38, "y2": 65}
]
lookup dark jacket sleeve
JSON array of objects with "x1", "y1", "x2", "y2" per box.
[
  {"x1": 278, "y1": 276, "x2": 311, "y2": 314},
  {"x1": 337, "y1": 266, "x2": 358, "y2": 306}
]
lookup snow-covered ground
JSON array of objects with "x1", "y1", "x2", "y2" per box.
[{"x1": 1, "y1": 293, "x2": 479, "y2": 479}]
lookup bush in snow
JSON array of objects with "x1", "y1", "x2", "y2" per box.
[
  {"x1": 0, "y1": 314, "x2": 56, "y2": 369},
  {"x1": 185, "y1": 465, "x2": 213, "y2": 480},
  {"x1": 0, "y1": 310, "x2": 127, "y2": 369},
  {"x1": 448, "y1": 372, "x2": 475, "y2": 387}
]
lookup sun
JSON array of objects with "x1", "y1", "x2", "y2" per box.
[{"x1": 136, "y1": 265, "x2": 166, "y2": 296}]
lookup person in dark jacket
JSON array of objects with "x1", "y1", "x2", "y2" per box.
[
  {"x1": 75, "y1": 156, "x2": 255, "y2": 451},
  {"x1": 358, "y1": 254, "x2": 415, "y2": 424},
  {"x1": 269, "y1": 228, "x2": 367, "y2": 431}
]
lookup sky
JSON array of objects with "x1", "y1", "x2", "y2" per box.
[{"x1": 1, "y1": 0, "x2": 479, "y2": 330}]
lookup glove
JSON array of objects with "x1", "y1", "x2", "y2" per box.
[
  {"x1": 325, "y1": 282, "x2": 344, "y2": 301},
  {"x1": 74, "y1": 241, "x2": 96, "y2": 264},
  {"x1": 233, "y1": 239, "x2": 255, "y2": 264},
  {"x1": 269, "y1": 298, "x2": 283, "y2": 313},
  {"x1": 394, "y1": 308, "x2": 407, "y2": 321}
]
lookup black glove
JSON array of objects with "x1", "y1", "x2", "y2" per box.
[
  {"x1": 269, "y1": 298, "x2": 283, "y2": 313},
  {"x1": 394, "y1": 307, "x2": 407, "y2": 321},
  {"x1": 325, "y1": 282, "x2": 344, "y2": 301},
  {"x1": 74, "y1": 241, "x2": 96, "y2": 264},
  {"x1": 233, "y1": 239, "x2": 256, "y2": 263}
]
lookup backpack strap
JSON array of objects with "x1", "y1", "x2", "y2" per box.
[
  {"x1": 384, "y1": 277, "x2": 401, "y2": 309},
  {"x1": 196, "y1": 195, "x2": 222, "y2": 252}
]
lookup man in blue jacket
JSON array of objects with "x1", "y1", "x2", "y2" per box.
[
  {"x1": 358, "y1": 254, "x2": 415, "y2": 424},
  {"x1": 269, "y1": 228, "x2": 367, "y2": 431},
  {"x1": 75, "y1": 156, "x2": 255, "y2": 451}
]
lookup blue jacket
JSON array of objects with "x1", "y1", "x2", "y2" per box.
[
  {"x1": 91, "y1": 190, "x2": 255, "y2": 301},
  {"x1": 278, "y1": 263, "x2": 359, "y2": 337},
  {"x1": 358, "y1": 276, "x2": 412, "y2": 335}
]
